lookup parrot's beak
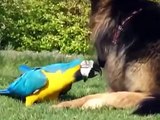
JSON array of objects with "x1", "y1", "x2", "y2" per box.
[{"x1": 84, "y1": 61, "x2": 102, "y2": 82}]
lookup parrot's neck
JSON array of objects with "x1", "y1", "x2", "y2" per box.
[
  {"x1": 63, "y1": 65, "x2": 82, "y2": 84},
  {"x1": 74, "y1": 70, "x2": 84, "y2": 82}
]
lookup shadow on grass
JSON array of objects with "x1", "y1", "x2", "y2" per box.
[
  {"x1": 0, "y1": 92, "x2": 78, "y2": 105},
  {"x1": 59, "y1": 94, "x2": 78, "y2": 101}
]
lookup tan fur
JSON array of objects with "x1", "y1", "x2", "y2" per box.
[
  {"x1": 54, "y1": 92, "x2": 151, "y2": 109},
  {"x1": 54, "y1": 0, "x2": 160, "y2": 111},
  {"x1": 90, "y1": 0, "x2": 112, "y2": 41},
  {"x1": 125, "y1": 61, "x2": 160, "y2": 93}
]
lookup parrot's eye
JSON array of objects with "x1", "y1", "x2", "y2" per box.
[{"x1": 80, "y1": 60, "x2": 102, "y2": 79}]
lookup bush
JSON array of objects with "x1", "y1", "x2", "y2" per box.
[
  {"x1": 0, "y1": 0, "x2": 91, "y2": 54},
  {"x1": 0, "y1": 0, "x2": 159, "y2": 54}
]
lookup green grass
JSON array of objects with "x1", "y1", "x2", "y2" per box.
[{"x1": 0, "y1": 50, "x2": 160, "y2": 120}]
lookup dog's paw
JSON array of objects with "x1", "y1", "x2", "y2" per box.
[
  {"x1": 52, "y1": 101, "x2": 75, "y2": 108},
  {"x1": 82, "y1": 98, "x2": 105, "y2": 109}
]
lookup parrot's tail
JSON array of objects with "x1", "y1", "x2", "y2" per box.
[{"x1": 0, "y1": 89, "x2": 10, "y2": 95}]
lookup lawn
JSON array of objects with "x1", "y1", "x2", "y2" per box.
[{"x1": 0, "y1": 50, "x2": 160, "y2": 120}]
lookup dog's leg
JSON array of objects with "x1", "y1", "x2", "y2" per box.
[
  {"x1": 53, "y1": 93, "x2": 106, "y2": 108},
  {"x1": 53, "y1": 92, "x2": 151, "y2": 109}
]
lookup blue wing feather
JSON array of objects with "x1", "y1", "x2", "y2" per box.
[
  {"x1": 19, "y1": 58, "x2": 82, "y2": 73},
  {"x1": 41, "y1": 59, "x2": 82, "y2": 72},
  {"x1": 0, "y1": 59, "x2": 82, "y2": 98},
  {"x1": 7, "y1": 69, "x2": 47, "y2": 97},
  {"x1": 19, "y1": 64, "x2": 32, "y2": 73}
]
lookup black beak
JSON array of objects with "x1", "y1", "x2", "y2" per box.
[{"x1": 84, "y1": 61, "x2": 102, "y2": 82}]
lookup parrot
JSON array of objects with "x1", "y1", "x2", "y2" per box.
[{"x1": 0, "y1": 59, "x2": 101, "y2": 106}]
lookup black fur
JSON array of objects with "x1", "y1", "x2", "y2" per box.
[
  {"x1": 91, "y1": 0, "x2": 160, "y2": 115},
  {"x1": 93, "y1": 0, "x2": 160, "y2": 68},
  {"x1": 133, "y1": 95, "x2": 160, "y2": 115}
]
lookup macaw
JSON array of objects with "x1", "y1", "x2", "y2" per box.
[{"x1": 0, "y1": 59, "x2": 101, "y2": 106}]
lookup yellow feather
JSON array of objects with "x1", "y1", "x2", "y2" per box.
[{"x1": 25, "y1": 65, "x2": 80, "y2": 106}]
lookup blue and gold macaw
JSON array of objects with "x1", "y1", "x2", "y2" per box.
[{"x1": 0, "y1": 59, "x2": 101, "y2": 106}]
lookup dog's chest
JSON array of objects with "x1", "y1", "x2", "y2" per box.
[{"x1": 105, "y1": 46, "x2": 127, "y2": 91}]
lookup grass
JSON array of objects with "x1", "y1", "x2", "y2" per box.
[{"x1": 0, "y1": 50, "x2": 160, "y2": 120}]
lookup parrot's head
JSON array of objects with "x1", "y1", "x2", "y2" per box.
[{"x1": 75, "y1": 60, "x2": 102, "y2": 82}]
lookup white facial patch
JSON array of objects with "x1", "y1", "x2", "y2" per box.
[{"x1": 80, "y1": 60, "x2": 94, "y2": 77}]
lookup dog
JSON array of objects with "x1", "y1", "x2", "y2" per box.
[{"x1": 54, "y1": 0, "x2": 160, "y2": 115}]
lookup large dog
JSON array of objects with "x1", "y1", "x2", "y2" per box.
[{"x1": 54, "y1": 0, "x2": 160, "y2": 115}]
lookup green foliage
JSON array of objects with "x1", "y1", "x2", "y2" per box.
[
  {"x1": 0, "y1": 0, "x2": 159, "y2": 54},
  {"x1": 0, "y1": 0, "x2": 91, "y2": 54},
  {"x1": 153, "y1": 0, "x2": 160, "y2": 2}
]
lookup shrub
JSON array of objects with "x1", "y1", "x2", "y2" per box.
[
  {"x1": 0, "y1": 0, "x2": 159, "y2": 54},
  {"x1": 0, "y1": 0, "x2": 91, "y2": 54}
]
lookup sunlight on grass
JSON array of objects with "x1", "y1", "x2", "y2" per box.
[{"x1": 0, "y1": 50, "x2": 160, "y2": 120}]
